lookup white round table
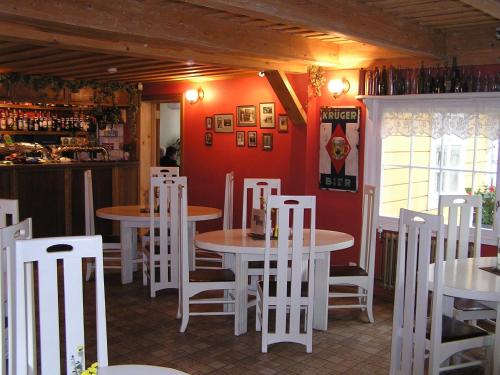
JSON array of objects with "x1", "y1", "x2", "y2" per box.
[
  {"x1": 100, "y1": 365, "x2": 188, "y2": 375},
  {"x1": 97, "y1": 205, "x2": 221, "y2": 284},
  {"x1": 429, "y1": 257, "x2": 500, "y2": 374},
  {"x1": 195, "y1": 228, "x2": 354, "y2": 335}
]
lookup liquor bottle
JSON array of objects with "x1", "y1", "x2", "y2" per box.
[
  {"x1": 417, "y1": 61, "x2": 425, "y2": 94},
  {"x1": 373, "y1": 67, "x2": 380, "y2": 95},
  {"x1": 451, "y1": 56, "x2": 460, "y2": 93},
  {"x1": 42, "y1": 112, "x2": 48, "y2": 131},
  {"x1": 12, "y1": 110, "x2": 17, "y2": 131},
  {"x1": 426, "y1": 68, "x2": 433, "y2": 94},
  {"x1": 444, "y1": 62, "x2": 452, "y2": 93},
  {"x1": 56, "y1": 116, "x2": 61, "y2": 132},
  {"x1": 47, "y1": 114, "x2": 53, "y2": 131},
  {"x1": 6, "y1": 109, "x2": 13, "y2": 130},
  {"x1": 388, "y1": 65, "x2": 394, "y2": 95},
  {"x1": 366, "y1": 69, "x2": 373, "y2": 95},
  {"x1": 358, "y1": 68, "x2": 366, "y2": 95},
  {"x1": 0, "y1": 111, "x2": 6, "y2": 130},
  {"x1": 33, "y1": 116, "x2": 39, "y2": 131},
  {"x1": 379, "y1": 65, "x2": 388, "y2": 95}
]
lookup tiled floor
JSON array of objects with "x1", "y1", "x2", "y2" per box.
[{"x1": 83, "y1": 272, "x2": 394, "y2": 374}]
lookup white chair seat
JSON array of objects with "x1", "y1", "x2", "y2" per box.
[{"x1": 100, "y1": 365, "x2": 189, "y2": 375}]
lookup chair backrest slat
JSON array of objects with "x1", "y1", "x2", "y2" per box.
[
  {"x1": 0, "y1": 218, "x2": 32, "y2": 375},
  {"x1": 359, "y1": 185, "x2": 376, "y2": 274},
  {"x1": 84, "y1": 170, "x2": 95, "y2": 236},
  {"x1": 439, "y1": 195, "x2": 482, "y2": 259},
  {"x1": 15, "y1": 235, "x2": 107, "y2": 375},
  {"x1": 390, "y1": 209, "x2": 444, "y2": 375},
  {"x1": 223, "y1": 171, "x2": 234, "y2": 230},
  {"x1": 0, "y1": 199, "x2": 19, "y2": 228},
  {"x1": 242, "y1": 178, "x2": 280, "y2": 229}
]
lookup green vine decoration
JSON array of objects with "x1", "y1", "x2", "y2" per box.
[
  {"x1": 308, "y1": 65, "x2": 326, "y2": 97},
  {"x1": 0, "y1": 72, "x2": 140, "y2": 132}
]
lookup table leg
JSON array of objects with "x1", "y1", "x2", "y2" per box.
[
  {"x1": 494, "y1": 302, "x2": 500, "y2": 375},
  {"x1": 120, "y1": 222, "x2": 135, "y2": 284},
  {"x1": 234, "y1": 254, "x2": 248, "y2": 336},
  {"x1": 188, "y1": 222, "x2": 196, "y2": 271},
  {"x1": 313, "y1": 252, "x2": 329, "y2": 331}
]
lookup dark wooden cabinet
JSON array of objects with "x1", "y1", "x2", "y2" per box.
[
  {"x1": 0, "y1": 161, "x2": 138, "y2": 238},
  {"x1": 68, "y1": 87, "x2": 95, "y2": 105}
]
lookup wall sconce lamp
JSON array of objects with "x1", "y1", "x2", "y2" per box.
[
  {"x1": 327, "y1": 78, "x2": 350, "y2": 99},
  {"x1": 185, "y1": 87, "x2": 204, "y2": 104}
]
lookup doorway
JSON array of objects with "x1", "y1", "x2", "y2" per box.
[{"x1": 158, "y1": 102, "x2": 181, "y2": 166}]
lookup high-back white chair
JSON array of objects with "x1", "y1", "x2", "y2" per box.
[
  {"x1": 150, "y1": 166, "x2": 179, "y2": 178},
  {"x1": 0, "y1": 199, "x2": 19, "y2": 228},
  {"x1": 143, "y1": 175, "x2": 185, "y2": 297},
  {"x1": 242, "y1": 178, "x2": 281, "y2": 229},
  {"x1": 0, "y1": 218, "x2": 32, "y2": 375},
  {"x1": 14, "y1": 235, "x2": 189, "y2": 375},
  {"x1": 439, "y1": 194, "x2": 496, "y2": 323},
  {"x1": 390, "y1": 209, "x2": 492, "y2": 374},
  {"x1": 177, "y1": 180, "x2": 236, "y2": 332},
  {"x1": 223, "y1": 171, "x2": 234, "y2": 231},
  {"x1": 328, "y1": 185, "x2": 376, "y2": 322},
  {"x1": 256, "y1": 195, "x2": 316, "y2": 353},
  {"x1": 84, "y1": 170, "x2": 122, "y2": 281}
]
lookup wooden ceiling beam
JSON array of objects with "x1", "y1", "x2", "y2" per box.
[
  {"x1": 0, "y1": 20, "x2": 308, "y2": 73},
  {"x1": 73, "y1": 63, "x2": 202, "y2": 80},
  {"x1": 264, "y1": 70, "x2": 307, "y2": 127},
  {"x1": 2, "y1": 50, "x2": 92, "y2": 69},
  {"x1": 0, "y1": 1, "x2": 341, "y2": 70},
  {"x1": 181, "y1": 0, "x2": 446, "y2": 58},
  {"x1": 459, "y1": 0, "x2": 500, "y2": 19}
]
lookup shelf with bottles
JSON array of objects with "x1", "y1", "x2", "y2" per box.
[
  {"x1": 358, "y1": 58, "x2": 500, "y2": 96},
  {"x1": 0, "y1": 130, "x2": 88, "y2": 136},
  {"x1": 0, "y1": 105, "x2": 94, "y2": 133}
]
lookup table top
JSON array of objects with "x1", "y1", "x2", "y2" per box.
[
  {"x1": 429, "y1": 257, "x2": 500, "y2": 302},
  {"x1": 195, "y1": 228, "x2": 354, "y2": 255},
  {"x1": 96, "y1": 205, "x2": 221, "y2": 223},
  {"x1": 100, "y1": 365, "x2": 188, "y2": 375}
]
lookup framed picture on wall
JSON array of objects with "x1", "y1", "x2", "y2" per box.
[
  {"x1": 278, "y1": 114, "x2": 288, "y2": 133},
  {"x1": 262, "y1": 133, "x2": 273, "y2": 151},
  {"x1": 214, "y1": 114, "x2": 234, "y2": 133},
  {"x1": 259, "y1": 102, "x2": 275, "y2": 128},
  {"x1": 205, "y1": 132, "x2": 213, "y2": 146},
  {"x1": 205, "y1": 116, "x2": 213, "y2": 130},
  {"x1": 236, "y1": 131, "x2": 245, "y2": 147},
  {"x1": 248, "y1": 131, "x2": 257, "y2": 147},
  {"x1": 237, "y1": 105, "x2": 256, "y2": 126}
]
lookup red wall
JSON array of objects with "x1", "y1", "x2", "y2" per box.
[{"x1": 144, "y1": 72, "x2": 363, "y2": 265}]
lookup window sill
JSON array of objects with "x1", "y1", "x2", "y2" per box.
[{"x1": 378, "y1": 216, "x2": 498, "y2": 246}]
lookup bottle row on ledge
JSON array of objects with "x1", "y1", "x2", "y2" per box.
[
  {"x1": 0, "y1": 107, "x2": 94, "y2": 132},
  {"x1": 358, "y1": 58, "x2": 500, "y2": 96}
]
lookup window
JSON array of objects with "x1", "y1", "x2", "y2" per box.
[{"x1": 363, "y1": 94, "x2": 500, "y2": 245}]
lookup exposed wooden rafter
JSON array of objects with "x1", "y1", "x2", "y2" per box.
[
  {"x1": 459, "y1": 0, "x2": 500, "y2": 19},
  {"x1": 180, "y1": 0, "x2": 447, "y2": 58},
  {"x1": 265, "y1": 70, "x2": 307, "y2": 127}
]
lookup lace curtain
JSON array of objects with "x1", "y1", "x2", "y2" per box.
[{"x1": 380, "y1": 96, "x2": 500, "y2": 140}]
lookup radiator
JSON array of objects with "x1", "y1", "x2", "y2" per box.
[{"x1": 377, "y1": 231, "x2": 473, "y2": 290}]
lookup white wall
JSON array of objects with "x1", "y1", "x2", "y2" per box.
[{"x1": 159, "y1": 102, "x2": 180, "y2": 154}]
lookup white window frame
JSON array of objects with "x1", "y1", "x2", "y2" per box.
[{"x1": 362, "y1": 92, "x2": 500, "y2": 246}]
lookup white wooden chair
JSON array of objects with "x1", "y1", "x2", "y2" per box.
[
  {"x1": 0, "y1": 218, "x2": 32, "y2": 375},
  {"x1": 195, "y1": 171, "x2": 234, "y2": 270},
  {"x1": 84, "y1": 170, "x2": 124, "y2": 281},
  {"x1": 390, "y1": 209, "x2": 493, "y2": 375},
  {"x1": 177, "y1": 180, "x2": 236, "y2": 332},
  {"x1": 328, "y1": 185, "x2": 376, "y2": 322},
  {"x1": 14, "y1": 235, "x2": 188, "y2": 375},
  {"x1": 243, "y1": 178, "x2": 281, "y2": 296},
  {"x1": 143, "y1": 175, "x2": 184, "y2": 297},
  {"x1": 0, "y1": 199, "x2": 19, "y2": 228},
  {"x1": 256, "y1": 195, "x2": 316, "y2": 353},
  {"x1": 439, "y1": 194, "x2": 497, "y2": 324}
]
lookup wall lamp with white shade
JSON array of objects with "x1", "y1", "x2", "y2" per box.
[
  {"x1": 185, "y1": 87, "x2": 204, "y2": 104},
  {"x1": 327, "y1": 78, "x2": 350, "y2": 99}
]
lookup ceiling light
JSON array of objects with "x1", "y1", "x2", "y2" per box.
[
  {"x1": 107, "y1": 67, "x2": 118, "y2": 74},
  {"x1": 327, "y1": 78, "x2": 350, "y2": 99},
  {"x1": 258, "y1": 71, "x2": 265, "y2": 77}
]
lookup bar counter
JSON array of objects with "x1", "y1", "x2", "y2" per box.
[{"x1": 0, "y1": 161, "x2": 138, "y2": 237}]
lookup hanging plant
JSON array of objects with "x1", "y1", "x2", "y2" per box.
[{"x1": 308, "y1": 65, "x2": 326, "y2": 97}]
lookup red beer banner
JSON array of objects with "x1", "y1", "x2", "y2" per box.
[{"x1": 319, "y1": 106, "x2": 360, "y2": 191}]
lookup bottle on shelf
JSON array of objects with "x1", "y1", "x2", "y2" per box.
[
  {"x1": 417, "y1": 61, "x2": 425, "y2": 94},
  {"x1": 0, "y1": 111, "x2": 6, "y2": 130},
  {"x1": 358, "y1": 68, "x2": 366, "y2": 95},
  {"x1": 373, "y1": 67, "x2": 380, "y2": 95},
  {"x1": 451, "y1": 56, "x2": 461, "y2": 93},
  {"x1": 379, "y1": 65, "x2": 388, "y2": 95}
]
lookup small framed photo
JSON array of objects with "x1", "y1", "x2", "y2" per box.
[
  {"x1": 205, "y1": 116, "x2": 212, "y2": 130},
  {"x1": 259, "y1": 102, "x2": 275, "y2": 128},
  {"x1": 262, "y1": 133, "x2": 273, "y2": 151},
  {"x1": 237, "y1": 105, "x2": 256, "y2": 126},
  {"x1": 278, "y1": 114, "x2": 288, "y2": 133},
  {"x1": 205, "y1": 132, "x2": 213, "y2": 146},
  {"x1": 236, "y1": 131, "x2": 245, "y2": 147},
  {"x1": 248, "y1": 131, "x2": 257, "y2": 147},
  {"x1": 214, "y1": 114, "x2": 234, "y2": 133}
]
